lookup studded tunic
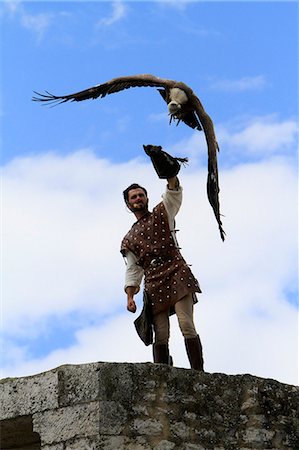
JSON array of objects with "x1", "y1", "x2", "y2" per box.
[{"x1": 121, "y1": 199, "x2": 201, "y2": 316}]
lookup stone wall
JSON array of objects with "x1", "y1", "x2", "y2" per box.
[{"x1": 1, "y1": 362, "x2": 298, "y2": 450}]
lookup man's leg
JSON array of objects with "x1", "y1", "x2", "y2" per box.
[
  {"x1": 175, "y1": 294, "x2": 204, "y2": 371},
  {"x1": 152, "y1": 310, "x2": 172, "y2": 365}
]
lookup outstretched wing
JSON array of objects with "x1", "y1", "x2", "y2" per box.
[
  {"x1": 192, "y1": 95, "x2": 225, "y2": 241},
  {"x1": 206, "y1": 146, "x2": 225, "y2": 242},
  {"x1": 32, "y1": 74, "x2": 175, "y2": 106}
]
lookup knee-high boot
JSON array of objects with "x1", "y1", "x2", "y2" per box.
[
  {"x1": 153, "y1": 343, "x2": 173, "y2": 365},
  {"x1": 185, "y1": 335, "x2": 204, "y2": 371}
]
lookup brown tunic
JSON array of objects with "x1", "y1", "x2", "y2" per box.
[{"x1": 121, "y1": 202, "x2": 201, "y2": 315}]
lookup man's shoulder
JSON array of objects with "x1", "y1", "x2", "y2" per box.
[
  {"x1": 121, "y1": 225, "x2": 135, "y2": 242},
  {"x1": 120, "y1": 230, "x2": 132, "y2": 254},
  {"x1": 153, "y1": 201, "x2": 165, "y2": 213}
]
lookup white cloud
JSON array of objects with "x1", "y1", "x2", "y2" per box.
[
  {"x1": 2, "y1": 0, "x2": 22, "y2": 16},
  {"x1": 97, "y1": 1, "x2": 127, "y2": 27},
  {"x1": 20, "y1": 11, "x2": 53, "y2": 37},
  {"x1": 210, "y1": 75, "x2": 267, "y2": 92},
  {"x1": 166, "y1": 115, "x2": 298, "y2": 166},
  {"x1": 1, "y1": 315, "x2": 154, "y2": 379},
  {"x1": 2, "y1": 1, "x2": 53, "y2": 39},
  {"x1": 1, "y1": 121, "x2": 298, "y2": 385},
  {"x1": 218, "y1": 115, "x2": 298, "y2": 157}
]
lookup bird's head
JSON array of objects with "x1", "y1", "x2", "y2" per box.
[{"x1": 168, "y1": 101, "x2": 181, "y2": 115}]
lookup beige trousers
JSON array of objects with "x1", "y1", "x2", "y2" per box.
[{"x1": 153, "y1": 293, "x2": 198, "y2": 344}]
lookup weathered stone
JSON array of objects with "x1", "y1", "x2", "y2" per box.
[
  {"x1": 33, "y1": 402, "x2": 99, "y2": 445},
  {"x1": 153, "y1": 440, "x2": 176, "y2": 450},
  {"x1": 132, "y1": 418, "x2": 164, "y2": 436},
  {"x1": 0, "y1": 370, "x2": 58, "y2": 419},
  {"x1": 242, "y1": 427, "x2": 275, "y2": 444},
  {"x1": 98, "y1": 400, "x2": 128, "y2": 434},
  {"x1": 42, "y1": 444, "x2": 64, "y2": 450},
  {"x1": 181, "y1": 445, "x2": 206, "y2": 450},
  {"x1": 97, "y1": 435, "x2": 152, "y2": 449},
  {"x1": 0, "y1": 362, "x2": 298, "y2": 450},
  {"x1": 63, "y1": 436, "x2": 100, "y2": 450},
  {"x1": 169, "y1": 420, "x2": 191, "y2": 440},
  {"x1": 57, "y1": 362, "x2": 102, "y2": 407}
]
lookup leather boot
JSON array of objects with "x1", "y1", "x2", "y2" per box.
[
  {"x1": 185, "y1": 335, "x2": 204, "y2": 371},
  {"x1": 153, "y1": 343, "x2": 173, "y2": 365}
]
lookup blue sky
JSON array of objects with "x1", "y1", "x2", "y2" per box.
[{"x1": 1, "y1": 1, "x2": 298, "y2": 385}]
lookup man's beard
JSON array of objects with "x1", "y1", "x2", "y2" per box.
[{"x1": 130, "y1": 200, "x2": 148, "y2": 213}]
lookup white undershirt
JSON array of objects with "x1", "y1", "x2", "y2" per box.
[{"x1": 123, "y1": 185, "x2": 183, "y2": 292}]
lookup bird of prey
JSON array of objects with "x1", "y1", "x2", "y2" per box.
[{"x1": 32, "y1": 74, "x2": 225, "y2": 241}]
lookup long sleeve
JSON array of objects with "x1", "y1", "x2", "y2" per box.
[
  {"x1": 162, "y1": 184, "x2": 183, "y2": 248},
  {"x1": 123, "y1": 250, "x2": 144, "y2": 292},
  {"x1": 162, "y1": 184, "x2": 183, "y2": 221}
]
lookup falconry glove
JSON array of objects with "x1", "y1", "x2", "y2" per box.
[{"x1": 143, "y1": 144, "x2": 188, "y2": 179}]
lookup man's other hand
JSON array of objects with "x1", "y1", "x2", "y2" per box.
[{"x1": 127, "y1": 298, "x2": 137, "y2": 313}]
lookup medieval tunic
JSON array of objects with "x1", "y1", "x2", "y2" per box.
[{"x1": 121, "y1": 186, "x2": 201, "y2": 316}]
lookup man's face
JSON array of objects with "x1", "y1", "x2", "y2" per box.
[{"x1": 127, "y1": 188, "x2": 148, "y2": 212}]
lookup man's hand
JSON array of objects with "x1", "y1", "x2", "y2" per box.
[
  {"x1": 127, "y1": 297, "x2": 137, "y2": 313},
  {"x1": 125, "y1": 286, "x2": 139, "y2": 313},
  {"x1": 167, "y1": 176, "x2": 179, "y2": 190}
]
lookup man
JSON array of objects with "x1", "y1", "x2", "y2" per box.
[{"x1": 120, "y1": 145, "x2": 204, "y2": 371}]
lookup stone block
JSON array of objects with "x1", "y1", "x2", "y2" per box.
[
  {"x1": 33, "y1": 402, "x2": 99, "y2": 445},
  {"x1": 0, "y1": 370, "x2": 58, "y2": 419},
  {"x1": 98, "y1": 400, "x2": 128, "y2": 435},
  {"x1": 57, "y1": 362, "x2": 102, "y2": 406}
]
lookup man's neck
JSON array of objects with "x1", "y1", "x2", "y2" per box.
[{"x1": 134, "y1": 210, "x2": 149, "y2": 221}]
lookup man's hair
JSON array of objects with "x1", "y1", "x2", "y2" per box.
[{"x1": 123, "y1": 183, "x2": 148, "y2": 204}]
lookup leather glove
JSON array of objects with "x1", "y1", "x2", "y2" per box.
[{"x1": 143, "y1": 144, "x2": 188, "y2": 179}]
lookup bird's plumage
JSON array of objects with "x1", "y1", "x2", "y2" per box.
[{"x1": 33, "y1": 74, "x2": 225, "y2": 240}]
